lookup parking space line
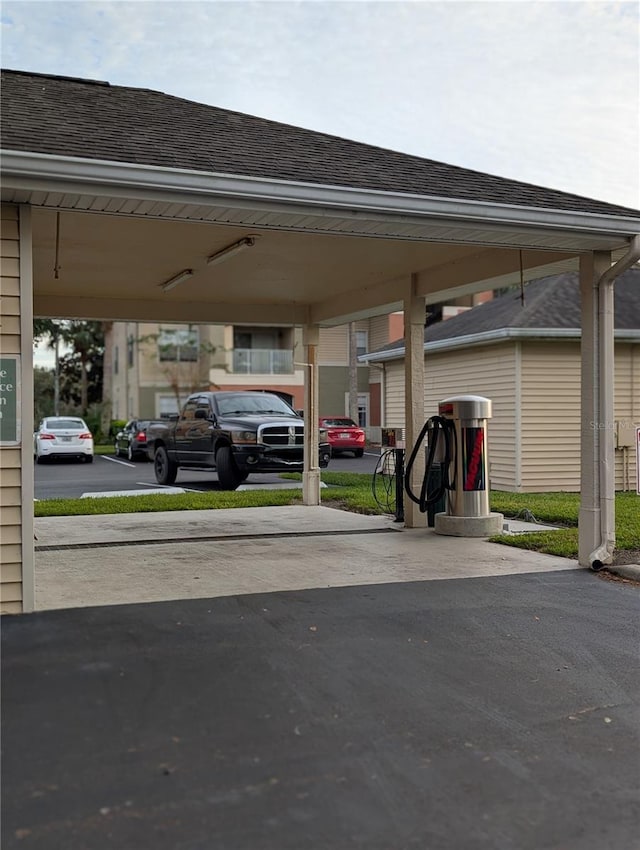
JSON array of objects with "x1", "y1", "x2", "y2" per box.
[{"x1": 100, "y1": 455, "x2": 136, "y2": 467}]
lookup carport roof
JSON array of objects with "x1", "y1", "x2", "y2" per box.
[{"x1": 1, "y1": 67, "x2": 638, "y2": 219}]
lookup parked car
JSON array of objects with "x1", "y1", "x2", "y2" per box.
[
  {"x1": 114, "y1": 419, "x2": 156, "y2": 461},
  {"x1": 319, "y1": 416, "x2": 366, "y2": 457},
  {"x1": 34, "y1": 416, "x2": 94, "y2": 463}
]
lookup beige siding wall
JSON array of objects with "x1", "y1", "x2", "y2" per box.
[
  {"x1": 520, "y1": 342, "x2": 581, "y2": 491},
  {"x1": 384, "y1": 344, "x2": 517, "y2": 490},
  {"x1": 1, "y1": 204, "x2": 24, "y2": 613},
  {"x1": 518, "y1": 341, "x2": 638, "y2": 492},
  {"x1": 613, "y1": 343, "x2": 640, "y2": 490},
  {"x1": 384, "y1": 360, "x2": 406, "y2": 428},
  {"x1": 318, "y1": 326, "x2": 348, "y2": 364},
  {"x1": 368, "y1": 314, "x2": 401, "y2": 352}
]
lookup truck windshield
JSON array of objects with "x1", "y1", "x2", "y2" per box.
[{"x1": 216, "y1": 394, "x2": 297, "y2": 417}]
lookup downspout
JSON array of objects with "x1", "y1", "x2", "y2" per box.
[{"x1": 590, "y1": 234, "x2": 640, "y2": 570}]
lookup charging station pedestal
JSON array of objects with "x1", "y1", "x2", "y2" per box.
[{"x1": 434, "y1": 395, "x2": 504, "y2": 537}]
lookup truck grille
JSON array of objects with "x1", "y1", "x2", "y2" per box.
[{"x1": 258, "y1": 423, "x2": 304, "y2": 447}]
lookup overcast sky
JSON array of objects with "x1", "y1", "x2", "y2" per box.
[
  {"x1": 4, "y1": 0, "x2": 638, "y2": 367},
  {"x1": 2, "y1": 0, "x2": 639, "y2": 211}
]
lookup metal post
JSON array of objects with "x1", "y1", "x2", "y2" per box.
[{"x1": 394, "y1": 447, "x2": 404, "y2": 523}]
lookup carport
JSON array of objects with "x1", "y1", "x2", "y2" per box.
[{"x1": 1, "y1": 68, "x2": 639, "y2": 613}]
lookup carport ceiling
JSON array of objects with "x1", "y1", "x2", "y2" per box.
[
  {"x1": 3, "y1": 69, "x2": 639, "y2": 327},
  {"x1": 29, "y1": 208, "x2": 592, "y2": 326}
]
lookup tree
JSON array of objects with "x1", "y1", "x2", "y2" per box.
[
  {"x1": 32, "y1": 319, "x2": 105, "y2": 418},
  {"x1": 101, "y1": 321, "x2": 114, "y2": 437},
  {"x1": 33, "y1": 318, "x2": 66, "y2": 415},
  {"x1": 138, "y1": 325, "x2": 219, "y2": 411},
  {"x1": 33, "y1": 367, "x2": 55, "y2": 422}
]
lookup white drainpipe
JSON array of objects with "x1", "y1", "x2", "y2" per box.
[{"x1": 590, "y1": 234, "x2": 640, "y2": 570}]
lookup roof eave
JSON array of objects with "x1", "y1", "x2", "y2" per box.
[
  {"x1": 3, "y1": 149, "x2": 640, "y2": 237},
  {"x1": 361, "y1": 327, "x2": 640, "y2": 361}
]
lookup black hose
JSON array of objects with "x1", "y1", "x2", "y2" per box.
[{"x1": 403, "y1": 416, "x2": 455, "y2": 514}]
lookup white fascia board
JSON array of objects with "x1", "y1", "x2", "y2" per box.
[
  {"x1": 360, "y1": 326, "x2": 640, "y2": 362},
  {"x1": 3, "y1": 149, "x2": 640, "y2": 238}
]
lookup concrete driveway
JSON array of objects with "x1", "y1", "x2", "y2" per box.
[{"x1": 33, "y1": 505, "x2": 578, "y2": 610}]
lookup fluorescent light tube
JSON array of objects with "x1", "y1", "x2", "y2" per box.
[
  {"x1": 207, "y1": 235, "x2": 257, "y2": 267},
  {"x1": 160, "y1": 269, "x2": 194, "y2": 293}
]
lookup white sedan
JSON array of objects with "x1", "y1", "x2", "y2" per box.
[{"x1": 34, "y1": 416, "x2": 94, "y2": 463}]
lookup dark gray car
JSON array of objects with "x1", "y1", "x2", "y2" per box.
[{"x1": 114, "y1": 419, "x2": 155, "y2": 461}]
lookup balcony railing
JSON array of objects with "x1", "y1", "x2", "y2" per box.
[{"x1": 232, "y1": 349, "x2": 294, "y2": 374}]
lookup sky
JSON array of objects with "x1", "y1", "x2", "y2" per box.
[{"x1": 3, "y1": 0, "x2": 638, "y2": 366}]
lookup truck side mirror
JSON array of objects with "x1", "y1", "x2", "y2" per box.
[{"x1": 194, "y1": 409, "x2": 208, "y2": 420}]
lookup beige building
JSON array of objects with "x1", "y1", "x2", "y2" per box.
[{"x1": 363, "y1": 271, "x2": 640, "y2": 492}]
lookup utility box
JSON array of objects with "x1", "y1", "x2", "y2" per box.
[{"x1": 381, "y1": 427, "x2": 405, "y2": 449}]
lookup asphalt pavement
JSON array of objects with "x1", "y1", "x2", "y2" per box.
[
  {"x1": 3, "y1": 569, "x2": 639, "y2": 850},
  {"x1": 34, "y1": 450, "x2": 382, "y2": 500}
]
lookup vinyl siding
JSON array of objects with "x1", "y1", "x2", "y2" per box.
[
  {"x1": 318, "y1": 327, "x2": 348, "y2": 364},
  {"x1": 520, "y1": 340, "x2": 639, "y2": 492},
  {"x1": 368, "y1": 315, "x2": 400, "y2": 352},
  {"x1": 0, "y1": 204, "x2": 23, "y2": 614},
  {"x1": 613, "y1": 343, "x2": 640, "y2": 490},
  {"x1": 384, "y1": 344, "x2": 517, "y2": 490},
  {"x1": 520, "y1": 342, "x2": 582, "y2": 491},
  {"x1": 318, "y1": 322, "x2": 369, "y2": 366}
]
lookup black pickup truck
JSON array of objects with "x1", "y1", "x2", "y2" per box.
[{"x1": 145, "y1": 390, "x2": 331, "y2": 490}]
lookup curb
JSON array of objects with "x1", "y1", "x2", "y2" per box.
[{"x1": 601, "y1": 564, "x2": 640, "y2": 582}]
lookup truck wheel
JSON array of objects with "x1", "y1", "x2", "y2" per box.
[
  {"x1": 216, "y1": 446, "x2": 242, "y2": 490},
  {"x1": 155, "y1": 446, "x2": 178, "y2": 485}
]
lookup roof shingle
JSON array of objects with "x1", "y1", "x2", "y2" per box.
[
  {"x1": 372, "y1": 268, "x2": 640, "y2": 356},
  {"x1": 2, "y1": 68, "x2": 639, "y2": 218}
]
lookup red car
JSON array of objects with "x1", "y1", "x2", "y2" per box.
[{"x1": 319, "y1": 417, "x2": 366, "y2": 458}]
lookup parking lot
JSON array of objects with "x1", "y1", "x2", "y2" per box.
[{"x1": 34, "y1": 450, "x2": 382, "y2": 500}]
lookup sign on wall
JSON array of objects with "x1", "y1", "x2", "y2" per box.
[{"x1": 0, "y1": 355, "x2": 21, "y2": 446}]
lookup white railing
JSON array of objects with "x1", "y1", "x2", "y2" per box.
[{"x1": 232, "y1": 349, "x2": 294, "y2": 374}]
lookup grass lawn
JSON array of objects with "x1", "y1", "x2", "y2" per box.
[{"x1": 35, "y1": 467, "x2": 639, "y2": 562}]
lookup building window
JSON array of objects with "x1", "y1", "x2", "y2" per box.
[
  {"x1": 344, "y1": 392, "x2": 369, "y2": 428},
  {"x1": 127, "y1": 336, "x2": 135, "y2": 367},
  {"x1": 158, "y1": 394, "x2": 187, "y2": 418},
  {"x1": 114, "y1": 345, "x2": 119, "y2": 375},
  {"x1": 357, "y1": 393, "x2": 368, "y2": 428},
  {"x1": 158, "y1": 326, "x2": 199, "y2": 362},
  {"x1": 356, "y1": 331, "x2": 368, "y2": 358}
]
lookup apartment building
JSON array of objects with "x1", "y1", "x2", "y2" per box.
[{"x1": 109, "y1": 313, "x2": 404, "y2": 440}]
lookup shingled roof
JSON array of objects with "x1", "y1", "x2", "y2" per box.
[
  {"x1": 368, "y1": 268, "x2": 640, "y2": 358},
  {"x1": 2, "y1": 68, "x2": 638, "y2": 219}
]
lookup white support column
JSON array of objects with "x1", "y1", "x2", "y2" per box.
[
  {"x1": 403, "y1": 280, "x2": 426, "y2": 529},
  {"x1": 302, "y1": 324, "x2": 321, "y2": 506},
  {"x1": 579, "y1": 251, "x2": 614, "y2": 567}
]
